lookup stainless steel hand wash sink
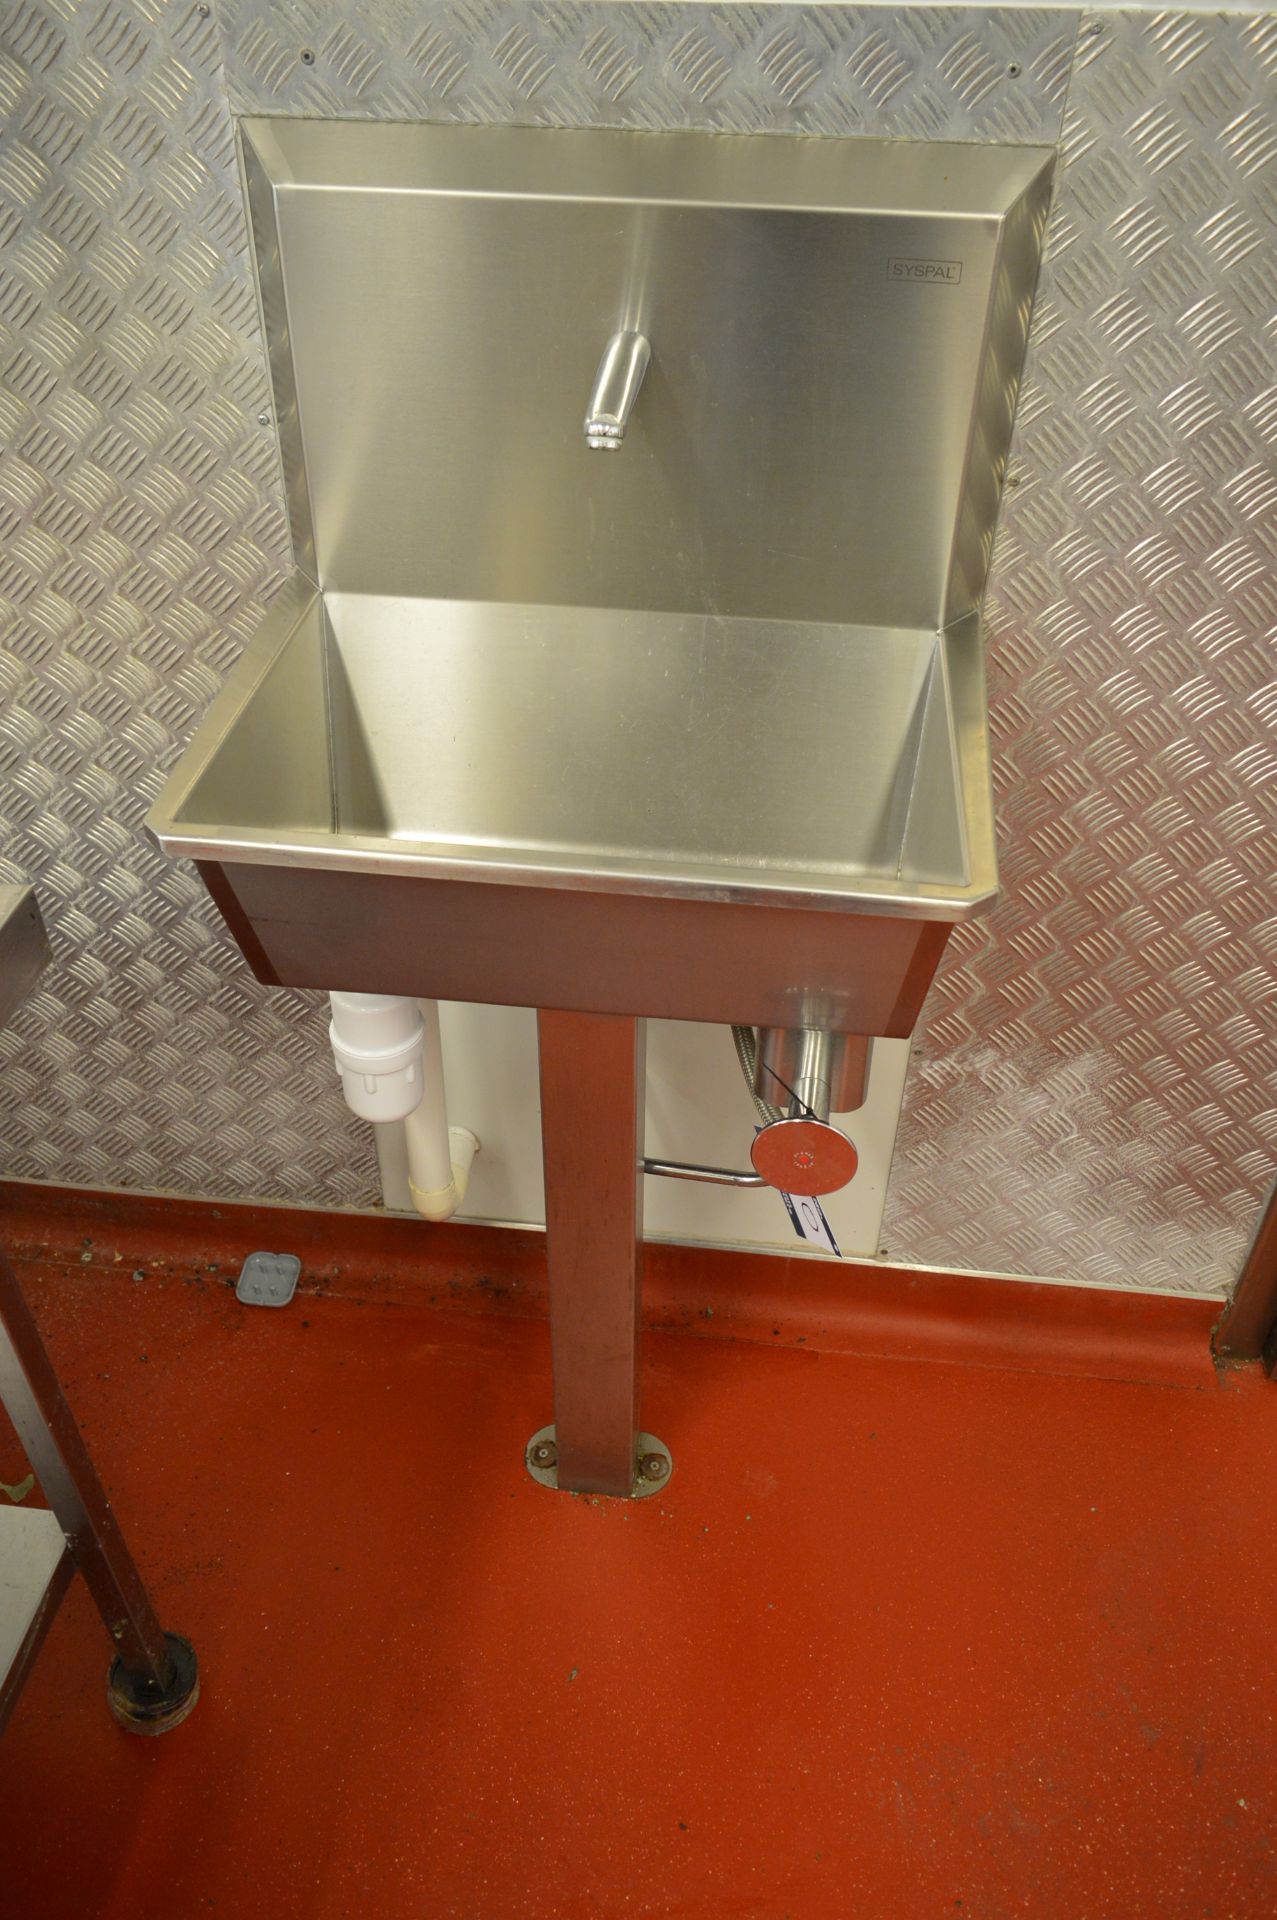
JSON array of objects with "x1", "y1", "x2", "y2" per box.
[
  {"x1": 150, "y1": 119, "x2": 1053, "y2": 1038},
  {"x1": 150, "y1": 117, "x2": 1054, "y2": 1500}
]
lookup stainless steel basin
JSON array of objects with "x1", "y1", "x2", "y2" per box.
[
  {"x1": 148, "y1": 579, "x2": 990, "y2": 1034},
  {"x1": 155, "y1": 585, "x2": 988, "y2": 909},
  {"x1": 149, "y1": 120, "x2": 1053, "y2": 1039}
]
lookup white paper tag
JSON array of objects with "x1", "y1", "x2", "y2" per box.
[{"x1": 778, "y1": 1189, "x2": 841, "y2": 1257}]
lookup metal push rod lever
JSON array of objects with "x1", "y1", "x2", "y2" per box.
[{"x1": 642, "y1": 1157, "x2": 767, "y2": 1188}]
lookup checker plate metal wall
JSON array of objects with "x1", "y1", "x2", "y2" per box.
[
  {"x1": 886, "y1": 9, "x2": 1277, "y2": 1291},
  {"x1": 0, "y1": 2, "x2": 1273, "y2": 1295}
]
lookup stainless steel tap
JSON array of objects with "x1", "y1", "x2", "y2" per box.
[{"x1": 584, "y1": 331, "x2": 650, "y2": 450}]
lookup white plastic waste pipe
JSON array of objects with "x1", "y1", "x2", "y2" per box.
[
  {"x1": 404, "y1": 999, "x2": 478, "y2": 1221},
  {"x1": 328, "y1": 992, "x2": 477, "y2": 1222},
  {"x1": 372, "y1": 1120, "x2": 412, "y2": 1214}
]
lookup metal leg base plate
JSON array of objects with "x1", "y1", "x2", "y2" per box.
[
  {"x1": 524, "y1": 1425, "x2": 673, "y2": 1500},
  {"x1": 107, "y1": 1631, "x2": 200, "y2": 1736}
]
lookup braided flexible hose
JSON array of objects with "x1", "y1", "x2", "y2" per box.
[{"x1": 731, "y1": 1024, "x2": 785, "y2": 1126}]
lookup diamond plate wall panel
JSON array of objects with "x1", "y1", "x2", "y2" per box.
[
  {"x1": 884, "y1": 9, "x2": 1277, "y2": 1293},
  {"x1": 1, "y1": 2, "x2": 1274, "y2": 1296},
  {"x1": 217, "y1": 1, "x2": 1076, "y2": 139},
  {"x1": 0, "y1": 0, "x2": 376, "y2": 1206}
]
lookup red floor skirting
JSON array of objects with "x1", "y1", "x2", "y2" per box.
[{"x1": 0, "y1": 1179, "x2": 1221, "y2": 1388}]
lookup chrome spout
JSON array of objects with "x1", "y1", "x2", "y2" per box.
[{"x1": 584, "y1": 331, "x2": 650, "y2": 450}]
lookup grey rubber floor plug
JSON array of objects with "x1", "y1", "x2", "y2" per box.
[{"x1": 235, "y1": 1253, "x2": 301, "y2": 1308}]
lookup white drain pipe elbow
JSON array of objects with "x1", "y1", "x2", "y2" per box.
[
  {"x1": 329, "y1": 992, "x2": 426, "y2": 1123},
  {"x1": 328, "y1": 992, "x2": 478, "y2": 1222}
]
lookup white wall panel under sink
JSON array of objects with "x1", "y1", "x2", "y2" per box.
[
  {"x1": 438, "y1": 1002, "x2": 546, "y2": 1228},
  {"x1": 438, "y1": 1003, "x2": 909, "y2": 1258}
]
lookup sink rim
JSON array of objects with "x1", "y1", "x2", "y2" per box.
[{"x1": 147, "y1": 573, "x2": 998, "y2": 923}]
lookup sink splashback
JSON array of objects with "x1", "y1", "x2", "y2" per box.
[{"x1": 242, "y1": 118, "x2": 1053, "y2": 631}]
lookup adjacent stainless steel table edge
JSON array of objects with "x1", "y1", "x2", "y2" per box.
[
  {"x1": 0, "y1": 888, "x2": 66, "y2": 1736},
  {"x1": 0, "y1": 1507, "x2": 69, "y2": 1685},
  {"x1": 0, "y1": 885, "x2": 51, "y2": 1032}
]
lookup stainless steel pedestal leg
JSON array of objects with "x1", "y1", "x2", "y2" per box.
[
  {"x1": 536, "y1": 1010, "x2": 646, "y2": 1496},
  {"x1": 0, "y1": 1251, "x2": 199, "y2": 1733}
]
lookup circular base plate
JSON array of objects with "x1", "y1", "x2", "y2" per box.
[
  {"x1": 524, "y1": 1425, "x2": 673, "y2": 1499},
  {"x1": 107, "y1": 1631, "x2": 200, "y2": 1736},
  {"x1": 750, "y1": 1118, "x2": 858, "y2": 1197}
]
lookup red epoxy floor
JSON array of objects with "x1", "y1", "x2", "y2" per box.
[{"x1": 1, "y1": 1225, "x2": 1276, "y2": 1918}]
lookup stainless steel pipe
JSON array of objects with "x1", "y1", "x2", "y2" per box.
[{"x1": 752, "y1": 1027, "x2": 871, "y2": 1118}]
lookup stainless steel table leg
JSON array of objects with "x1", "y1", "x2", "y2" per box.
[
  {"x1": 536, "y1": 1010, "x2": 645, "y2": 1497},
  {"x1": 0, "y1": 1251, "x2": 199, "y2": 1732}
]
